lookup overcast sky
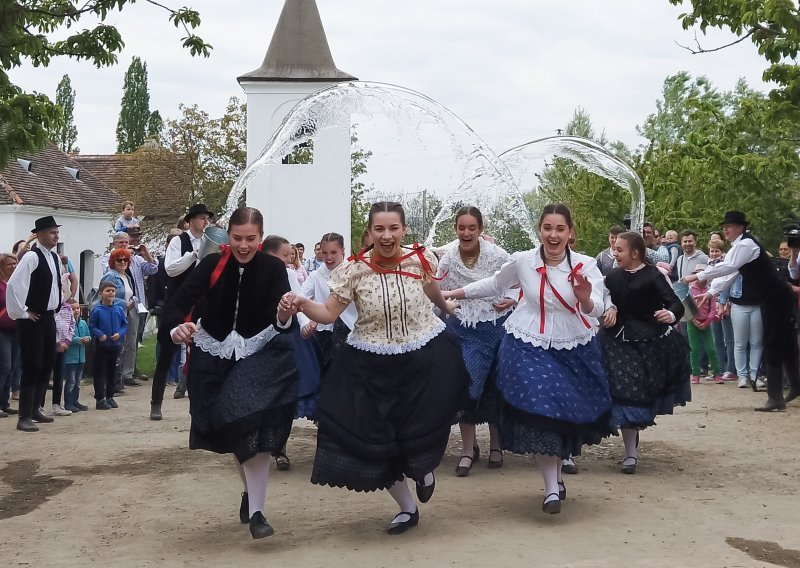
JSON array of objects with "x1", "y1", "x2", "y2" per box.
[{"x1": 9, "y1": 0, "x2": 772, "y2": 156}]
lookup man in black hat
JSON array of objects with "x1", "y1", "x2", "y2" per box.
[
  {"x1": 5, "y1": 216, "x2": 63, "y2": 431},
  {"x1": 149, "y1": 204, "x2": 213, "y2": 418},
  {"x1": 683, "y1": 211, "x2": 800, "y2": 411}
]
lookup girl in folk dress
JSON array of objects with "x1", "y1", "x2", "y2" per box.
[
  {"x1": 437, "y1": 206, "x2": 516, "y2": 476},
  {"x1": 444, "y1": 204, "x2": 615, "y2": 514},
  {"x1": 164, "y1": 208, "x2": 298, "y2": 540},
  {"x1": 283, "y1": 202, "x2": 468, "y2": 535},
  {"x1": 598, "y1": 232, "x2": 690, "y2": 474}
]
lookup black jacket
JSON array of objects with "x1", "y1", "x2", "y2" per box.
[{"x1": 163, "y1": 251, "x2": 292, "y2": 341}]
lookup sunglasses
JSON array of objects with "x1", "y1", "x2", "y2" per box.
[{"x1": 115, "y1": 259, "x2": 130, "y2": 264}]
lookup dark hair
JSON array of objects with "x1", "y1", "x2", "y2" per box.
[
  {"x1": 679, "y1": 229, "x2": 697, "y2": 240},
  {"x1": 320, "y1": 232, "x2": 345, "y2": 249},
  {"x1": 360, "y1": 229, "x2": 372, "y2": 247},
  {"x1": 367, "y1": 201, "x2": 406, "y2": 228},
  {"x1": 609, "y1": 225, "x2": 625, "y2": 236},
  {"x1": 11, "y1": 240, "x2": 26, "y2": 254},
  {"x1": 262, "y1": 235, "x2": 290, "y2": 254},
  {"x1": 617, "y1": 231, "x2": 652, "y2": 264},
  {"x1": 228, "y1": 207, "x2": 264, "y2": 235},
  {"x1": 98, "y1": 281, "x2": 116, "y2": 293},
  {"x1": 295, "y1": 243, "x2": 305, "y2": 249},
  {"x1": 454, "y1": 206, "x2": 483, "y2": 228},
  {"x1": 121, "y1": 200, "x2": 134, "y2": 209},
  {"x1": 538, "y1": 204, "x2": 576, "y2": 270}
]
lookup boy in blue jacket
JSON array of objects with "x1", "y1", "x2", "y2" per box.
[
  {"x1": 90, "y1": 282, "x2": 127, "y2": 410},
  {"x1": 64, "y1": 300, "x2": 91, "y2": 412}
]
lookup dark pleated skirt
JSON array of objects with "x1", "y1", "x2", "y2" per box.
[
  {"x1": 599, "y1": 328, "x2": 692, "y2": 429},
  {"x1": 187, "y1": 333, "x2": 299, "y2": 463},
  {"x1": 311, "y1": 332, "x2": 469, "y2": 492},
  {"x1": 447, "y1": 316, "x2": 508, "y2": 425},
  {"x1": 496, "y1": 335, "x2": 616, "y2": 459}
]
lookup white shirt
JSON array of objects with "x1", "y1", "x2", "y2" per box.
[
  {"x1": 165, "y1": 230, "x2": 203, "y2": 277},
  {"x1": 790, "y1": 252, "x2": 800, "y2": 281},
  {"x1": 6, "y1": 245, "x2": 61, "y2": 319},
  {"x1": 697, "y1": 234, "x2": 760, "y2": 296},
  {"x1": 463, "y1": 247, "x2": 606, "y2": 350},
  {"x1": 299, "y1": 263, "x2": 358, "y2": 331}
]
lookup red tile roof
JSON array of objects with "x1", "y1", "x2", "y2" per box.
[{"x1": 0, "y1": 143, "x2": 119, "y2": 213}]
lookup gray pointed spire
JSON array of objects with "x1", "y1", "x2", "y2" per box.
[{"x1": 238, "y1": 0, "x2": 357, "y2": 82}]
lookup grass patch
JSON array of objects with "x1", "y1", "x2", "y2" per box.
[{"x1": 136, "y1": 335, "x2": 157, "y2": 378}]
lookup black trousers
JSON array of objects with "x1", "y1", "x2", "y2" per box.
[
  {"x1": 150, "y1": 329, "x2": 180, "y2": 405},
  {"x1": 42, "y1": 351, "x2": 66, "y2": 408},
  {"x1": 16, "y1": 313, "x2": 56, "y2": 420},
  {"x1": 762, "y1": 284, "x2": 800, "y2": 400},
  {"x1": 94, "y1": 345, "x2": 122, "y2": 401}
]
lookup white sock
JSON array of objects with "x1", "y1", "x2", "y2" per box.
[
  {"x1": 241, "y1": 452, "x2": 271, "y2": 518},
  {"x1": 535, "y1": 454, "x2": 560, "y2": 502},
  {"x1": 421, "y1": 472, "x2": 434, "y2": 487},
  {"x1": 622, "y1": 429, "x2": 638, "y2": 464},
  {"x1": 387, "y1": 478, "x2": 416, "y2": 517}
]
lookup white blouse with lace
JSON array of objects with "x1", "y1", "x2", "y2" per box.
[
  {"x1": 327, "y1": 247, "x2": 445, "y2": 354},
  {"x1": 463, "y1": 247, "x2": 606, "y2": 350},
  {"x1": 300, "y1": 263, "x2": 358, "y2": 331},
  {"x1": 437, "y1": 240, "x2": 514, "y2": 327}
]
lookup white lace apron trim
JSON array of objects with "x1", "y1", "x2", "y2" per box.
[
  {"x1": 193, "y1": 321, "x2": 279, "y2": 361},
  {"x1": 346, "y1": 318, "x2": 446, "y2": 355}
]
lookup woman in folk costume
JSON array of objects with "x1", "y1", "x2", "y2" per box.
[
  {"x1": 436, "y1": 206, "x2": 516, "y2": 476},
  {"x1": 598, "y1": 231, "x2": 690, "y2": 474},
  {"x1": 444, "y1": 204, "x2": 615, "y2": 515},
  {"x1": 283, "y1": 201, "x2": 468, "y2": 535},
  {"x1": 164, "y1": 207, "x2": 299, "y2": 540}
]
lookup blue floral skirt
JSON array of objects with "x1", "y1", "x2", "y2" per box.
[
  {"x1": 447, "y1": 315, "x2": 508, "y2": 425},
  {"x1": 496, "y1": 335, "x2": 616, "y2": 458}
]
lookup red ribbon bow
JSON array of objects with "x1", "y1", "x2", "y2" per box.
[
  {"x1": 348, "y1": 244, "x2": 444, "y2": 281},
  {"x1": 535, "y1": 262, "x2": 591, "y2": 334}
]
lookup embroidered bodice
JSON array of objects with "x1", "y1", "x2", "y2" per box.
[
  {"x1": 437, "y1": 240, "x2": 514, "y2": 327},
  {"x1": 327, "y1": 247, "x2": 445, "y2": 354},
  {"x1": 463, "y1": 247, "x2": 606, "y2": 350}
]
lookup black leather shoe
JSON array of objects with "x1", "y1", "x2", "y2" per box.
[
  {"x1": 621, "y1": 457, "x2": 637, "y2": 474},
  {"x1": 32, "y1": 410, "x2": 54, "y2": 423},
  {"x1": 249, "y1": 511, "x2": 274, "y2": 539},
  {"x1": 173, "y1": 389, "x2": 186, "y2": 399},
  {"x1": 239, "y1": 492, "x2": 249, "y2": 524},
  {"x1": 454, "y1": 455, "x2": 473, "y2": 477},
  {"x1": 415, "y1": 473, "x2": 435, "y2": 503},
  {"x1": 3, "y1": 407, "x2": 19, "y2": 415},
  {"x1": 754, "y1": 398, "x2": 786, "y2": 412},
  {"x1": 149, "y1": 403, "x2": 162, "y2": 421},
  {"x1": 541, "y1": 493, "x2": 561, "y2": 514},
  {"x1": 16, "y1": 418, "x2": 39, "y2": 432},
  {"x1": 557, "y1": 480, "x2": 567, "y2": 501},
  {"x1": 387, "y1": 509, "x2": 419, "y2": 535}
]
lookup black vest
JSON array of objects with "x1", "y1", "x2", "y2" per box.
[
  {"x1": 26, "y1": 247, "x2": 62, "y2": 313},
  {"x1": 736, "y1": 234, "x2": 784, "y2": 306},
  {"x1": 166, "y1": 231, "x2": 196, "y2": 296}
]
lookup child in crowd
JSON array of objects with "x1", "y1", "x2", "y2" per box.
[
  {"x1": 48, "y1": 293, "x2": 76, "y2": 416},
  {"x1": 688, "y1": 264, "x2": 722, "y2": 384},
  {"x1": 64, "y1": 300, "x2": 91, "y2": 412},
  {"x1": 663, "y1": 230, "x2": 681, "y2": 281},
  {"x1": 90, "y1": 281, "x2": 127, "y2": 410},
  {"x1": 114, "y1": 200, "x2": 140, "y2": 233}
]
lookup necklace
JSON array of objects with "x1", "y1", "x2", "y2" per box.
[
  {"x1": 460, "y1": 250, "x2": 479, "y2": 269},
  {"x1": 544, "y1": 250, "x2": 566, "y2": 264}
]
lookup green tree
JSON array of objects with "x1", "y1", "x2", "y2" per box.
[
  {"x1": 636, "y1": 73, "x2": 800, "y2": 251},
  {"x1": 147, "y1": 110, "x2": 164, "y2": 139},
  {"x1": 49, "y1": 74, "x2": 79, "y2": 153},
  {"x1": 350, "y1": 127, "x2": 373, "y2": 252},
  {"x1": 116, "y1": 57, "x2": 152, "y2": 153},
  {"x1": 669, "y1": 0, "x2": 800, "y2": 122},
  {"x1": 0, "y1": 1, "x2": 210, "y2": 169}
]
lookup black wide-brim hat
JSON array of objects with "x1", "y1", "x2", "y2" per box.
[
  {"x1": 31, "y1": 215, "x2": 61, "y2": 233},
  {"x1": 184, "y1": 203, "x2": 215, "y2": 222},
  {"x1": 720, "y1": 211, "x2": 749, "y2": 227}
]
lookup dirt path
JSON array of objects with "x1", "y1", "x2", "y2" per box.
[{"x1": 1, "y1": 382, "x2": 799, "y2": 567}]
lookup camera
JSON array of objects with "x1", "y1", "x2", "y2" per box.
[
  {"x1": 785, "y1": 223, "x2": 800, "y2": 248},
  {"x1": 623, "y1": 214, "x2": 632, "y2": 230}
]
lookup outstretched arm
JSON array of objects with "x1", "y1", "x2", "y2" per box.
[{"x1": 286, "y1": 293, "x2": 348, "y2": 325}]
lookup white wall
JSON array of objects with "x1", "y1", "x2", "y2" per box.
[
  {"x1": 0, "y1": 205, "x2": 111, "y2": 302},
  {"x1": 240, "y1": 81, "x2": 352, "y2": 255}
]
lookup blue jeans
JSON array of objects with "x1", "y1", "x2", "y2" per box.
[
  {"x1": 730, "y1": 303, "x2": 764, "y2": 380},
  {"x1": 63, "y1": 362, "x2": 84, "y2": 408},
  {"x1": 0, "y1": 331, "x2": 21, "y2": 410},
  {"x1": 711, "y1": 316, "x2": 736, "y2": 374}
]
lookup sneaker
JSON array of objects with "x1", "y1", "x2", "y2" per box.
[
  {"x1": 691, "y1": 375, "x2": 701, "y2": 384},
  {"x1": 51, "y1": 404, "x2": 73, "y2": 416},
  {"x1": 713, "y1": 374, "x2": 725, "y2": 384},
  {"x1": 721, "y1": 372, "x2": 736, "y2": 381},
  {"x1": 737, "y1": 377, "x2": 750, "y2": 388},
  {"x1": 11, "y1": 391, "x2": 19, "y2": 400},
  {"x1": 756, "y1": 378, "x2": 767, "y2": 390},
  {"x1": 96, "y1": 400, "x2": 112, "y2": 410},
  {"x1": 106, "y1": 398, "x2": 118, "y2": 409},
  {"x1": 75, "y1": 402, "x2": 89, "y2": 411},
  {"x1": 561, "y1": 456, "x2": 578, "y2": 475}
]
